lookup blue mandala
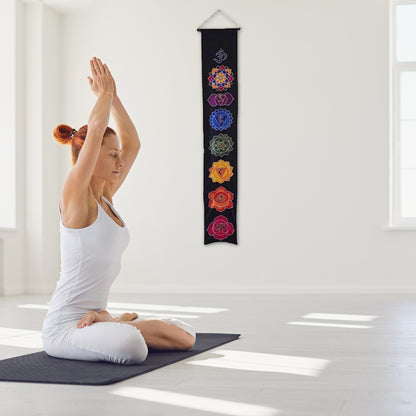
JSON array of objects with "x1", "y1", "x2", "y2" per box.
[{"x1": 209, "y1": 109, "x2": 233, "y2": 131}]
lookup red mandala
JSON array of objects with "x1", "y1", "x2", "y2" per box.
[{"x1": 207, "y1": 215, "x2": 235, "y2": 241}]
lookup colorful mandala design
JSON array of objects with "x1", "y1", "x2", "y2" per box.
[
  {"x1": 208, "y1": 65, "x2": 234, "y2": 91},
  {"x1": 209, "y1": 160, "x2": 234, "y2": 184},
  {"x1": 209, "y1": 109, "x2": 233, "y2": 131},
  {"x1": 208, "y1": 186, "x2": 234, "y2": 212},
  {"x1": 207, "y1": 93, "x2": 234, "y2": 107},
  {"x1": 209, "y1": 134, "x2": 234, "y2": 157},
  {"x1": 207, "y1": 215, "x2": 235, "y2": 241}
]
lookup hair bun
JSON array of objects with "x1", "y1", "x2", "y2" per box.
[{"x1": 53, "y1": 124, "x2": 76, "y2": 145}]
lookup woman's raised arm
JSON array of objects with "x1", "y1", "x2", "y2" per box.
[
  {"x1": 62, "y1": 58, "x2": 114, "y2": 205},
  {"x1": 106, "y1": 93, "x2": 141, "y2": 196},
  {"x1": 94, "y1": 65, "x2": 141, "y2": 197}
]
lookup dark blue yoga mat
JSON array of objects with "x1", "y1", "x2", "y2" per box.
[{"x1": 0, "y1": 333, "x2": 240, "y2": 385}]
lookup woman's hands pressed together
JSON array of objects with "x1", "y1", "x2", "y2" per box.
[{"x1": 87, "y1": 57, "x2": 115, "y2": 97}]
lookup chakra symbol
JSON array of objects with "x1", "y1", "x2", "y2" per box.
[
  {"x1": 209, "y1": 160, "x2": 234, "y2": 184},
  {"x1": 209, "y1": 109, "x2": 233, "y2": 131},
  {"x1": 209, "y1": 133, "x2": 234, "y2": 157},
  {"x1": 207, "y1": 93, "x2": 234, "y2": 107},
  {"x1": 207, "y1": 215, "x2": 235, "y2": 241},
  {"x1": 208, "y1": 65, "x2": 234, "y2": 91},
  {"x1": 208, "y1": 186, "x2": 234, "y2": 212},
  {"x1": 213, "y1": 48, "x2": 228, "y2": 64}
]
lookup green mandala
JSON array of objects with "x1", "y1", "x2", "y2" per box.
[{"x1": 209, "y1": 134, "x2": 234, "y2": 157}]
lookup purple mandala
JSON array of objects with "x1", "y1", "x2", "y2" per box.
[{"x1": 207, "y1": 93, "x2": 235, "y2": 107}]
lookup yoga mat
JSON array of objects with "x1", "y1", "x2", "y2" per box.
[{"x1": 0, "y1": 333, "x2": 240, "y2": 386}]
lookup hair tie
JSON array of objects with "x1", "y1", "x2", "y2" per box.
[{"x1": 70, "y1": 128, "x2": 77, "y2": 139}]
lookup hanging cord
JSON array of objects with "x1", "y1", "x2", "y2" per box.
[{"x1": 197, "y1": 9, "x2": 241, "y2": 30}]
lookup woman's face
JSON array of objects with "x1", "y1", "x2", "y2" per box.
[{"x1": 93, "y1": 134, "x2": 125, "y2": 184}]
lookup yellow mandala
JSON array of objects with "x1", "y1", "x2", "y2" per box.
[{"x1": 209, "y1": 160, "x2": 234, "y2": 184}]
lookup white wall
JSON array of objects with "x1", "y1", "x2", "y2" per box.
[
  {"x1": 0, "y1": 0, "x2": 17, "y2": 229},
  {"x1": 0, "y1": 0, "x2": 25, "y2": 294},
  {"x1": 23, "y1": 1, "x2": 63, "y2": 293},
  {"x1": 10, "y1": 0, "x2": 416, "y2": 294}
]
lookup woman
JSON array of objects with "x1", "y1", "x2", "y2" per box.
[{"x1": 42, "y1": 57, "x2": 195, "y2": 365}]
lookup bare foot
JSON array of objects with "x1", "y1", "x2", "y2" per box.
[
  {"x1": 77, "y1": 309, "x2": 114, "y2": 328},
  {"x1": 114, "y1": 312, "x2": 139, "y2": 322},
  {"x1": 77, "y1": 311, "x2": 98, "y2": 328},
  {"x1": 97, "y1": 310, "x2": 115, "y2": 322}
]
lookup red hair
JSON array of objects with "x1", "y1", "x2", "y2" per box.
[{"x1": 53, "y1": 124, "x2": 117, "y2": 165}]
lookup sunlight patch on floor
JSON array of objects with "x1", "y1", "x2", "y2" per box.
[
  {"x1": 287, "y1": 321, "x2": 372, "y2": 329},
  {"x1": 17, "y1": 302, "x2": 227, "y2": 315},
  {"x1": 17, "y1": 304, "x2": 200, "y2": 319},
  {"x1": 111, "y1": 310, "x2": 199, "y2": 319},
  {"x1": 111, "y1": 387, "x2": 279, "y2": 416},
  {"x1": 0, "y1": 327, "x2": 43, "y2": 349},
  {"x1": 107, "y1": 302, "x2": 228, "y2": 314},
  {"x1": 302, "y1": 313, "x2": 378, "y2": 321},
  {"x1": 18, "y1": 304, "x2": 49, "y2": 310},
  {"x1": 187, "y1": 349, "x2": 330, "y2": 377}
]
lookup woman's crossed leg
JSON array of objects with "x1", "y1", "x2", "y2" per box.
[{"x1": 78, "y1": 309, "x2": 196, "y2": 351}]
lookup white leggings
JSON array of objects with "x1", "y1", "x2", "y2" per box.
[{"x1": 42, "y1": 318, "x2": 195, "y2": 365}]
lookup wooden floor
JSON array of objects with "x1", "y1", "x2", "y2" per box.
[{"x1": 0, "y1": 293, "x2": 415, "y2": 416}]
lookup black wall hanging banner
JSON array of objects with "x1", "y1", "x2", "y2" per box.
[{"x1": 198, "y1": 28, "x2": 239, "y2": 245}]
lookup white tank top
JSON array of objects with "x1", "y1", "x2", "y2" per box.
[{"x1": 42, "y1": 197, "x2": 130, "y2": 338}]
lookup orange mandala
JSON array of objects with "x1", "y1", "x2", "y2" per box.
[{"x1": 208, "y1": 187, "x2": 234, "y2": 212}]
